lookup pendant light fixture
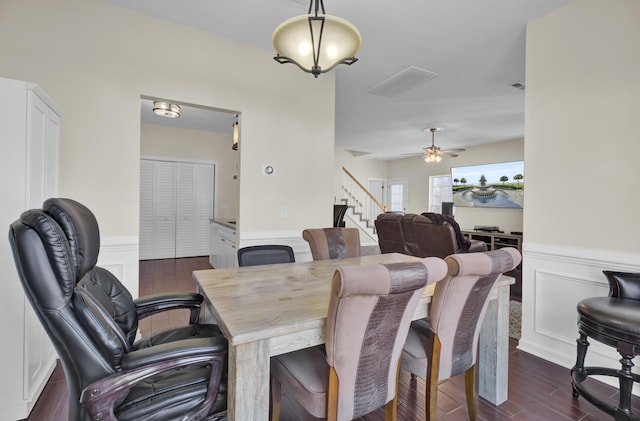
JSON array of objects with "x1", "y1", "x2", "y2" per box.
[
  {"x1": 152, "y1": 101, "x2": 180, "y2": 118},
  {"x1": 232, "y1": 114, "x2": 239, "y2": 151},
  {"x1": 272, "y1": 0, "x2": 361, "y2": 78}
]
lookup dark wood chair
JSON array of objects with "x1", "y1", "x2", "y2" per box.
[
  {"x1": 333, "y1": 204, "x2": 348, "y2": 227},
  {"x1": 572, "y1": 271, "x2": 640, "y2": 420}
]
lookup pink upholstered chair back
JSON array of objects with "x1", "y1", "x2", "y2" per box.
[
  {"x1": 325, "y1": 257, "x2": 448, "y2": 420},
  {"x1": 430, "y1": 247, "x2": 521, "y2": 380},
  {"x1": 302, "y1": 227, "x2": 362, "y2": 260}
]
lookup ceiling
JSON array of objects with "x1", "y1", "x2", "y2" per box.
[{"x1": 118, "y1": 0, "x2": 573, "y2": 160}]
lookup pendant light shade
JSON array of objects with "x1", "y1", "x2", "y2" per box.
[{"x1": 272, "y1": 0, "x2": 361, "y2": 78}]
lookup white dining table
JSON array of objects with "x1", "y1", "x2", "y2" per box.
[{"x1": 193, "y1": 253, "x2": 513, "y2": 420}]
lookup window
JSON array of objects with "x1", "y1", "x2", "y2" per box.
[{"x1": 429, "y1": 174, "x2": 452, "y2": 213}]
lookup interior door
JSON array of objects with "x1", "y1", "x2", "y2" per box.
[
  {"x1": 387, "y1": 178, "x2": 408, "y2": 213},
  {"x1": 176, "y1": 163, "x2": 196, "y2": 258},
  {"x1": 153, "y1": 161, "x2": 177, "y2": 259},
  {"x1": 367, "y1": 178, "x2": 385, "y2": 221}
]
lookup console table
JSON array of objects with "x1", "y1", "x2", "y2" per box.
[{"x1": 462, "y1": 230, "x2": 522, "y2": 252}]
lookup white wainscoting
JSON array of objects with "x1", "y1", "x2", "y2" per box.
[
  {"x1": 519, "y1": 242, "x2": 640, "y2": 388},
  {"x1": 238, "y1": 231, "x2": 312, "y2": 262},
  {"x1": 98, "y1": 236, "x2": 139, "y2": 298}
]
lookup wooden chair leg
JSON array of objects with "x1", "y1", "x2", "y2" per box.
[
  {"x1": 464, "y1": 365, "x2": 478, "y2": 421},
  {"x1": 270, "y1": 375, "x2": 281, "y2": 421},
  {"x1": 426, "y1": 335, "x2": 441, "y2": 421},
  {"x1": 384, "y1": 360, "x2": 401, "y2": 421},
  {"x1": 327, "y1": 367, "x2": 339, "y2": 421}
]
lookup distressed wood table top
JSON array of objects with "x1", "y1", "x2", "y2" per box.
[{"x1": 194, "y1": 253, "x2": 432, "y2": 347}]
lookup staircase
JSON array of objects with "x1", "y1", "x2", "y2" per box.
[{"x1": 339, "y1": 167, "x2": 384, "y2": 243}]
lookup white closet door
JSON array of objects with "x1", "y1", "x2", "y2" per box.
[
  {"x1": 153, "y1": 161, "x2": 177, "y2": 259},
  {"x1": 194, "y1": 163, "x2": 214, "y2": 256},
  {"x1": 175, "y1": 163, "x2": 196, "y2": 258},
  {"x1": 140, "y1": 159, "x2": 215, "y2": 260},
  {"x1": 139, "y1": 160, "x2": 155, "y2": 260}
]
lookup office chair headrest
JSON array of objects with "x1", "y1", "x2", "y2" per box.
[
  {"x1": 44, "y1": 198, "x2": 100, "y2": 280},
  {"x1": 15, "y1": 210, "x2": 77, "y2": 301}
]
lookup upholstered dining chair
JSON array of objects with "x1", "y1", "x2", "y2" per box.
[
  {"x1": 270, "y1": 256, "x2": 448, "y2": 421},
  {"x1": 9, "y1": 198, "x2": 227, "y2": 421},
  {"x1": 303, "y1": 227, "x2": 379, "y2": 260},
  {"x1": 572, "y1": 271, "x2": 640, "y2": 420},
  {"x1": 401, "y1": 247, "x2": 521, "y2": 421},
  {"x1": 237, "y1": 244, "x2": 295, "y2": 267}
]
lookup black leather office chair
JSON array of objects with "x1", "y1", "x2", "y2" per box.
[
  {"x1": 237, "y1": 245, "x2": 295, "y2": 267},
  {"x1": 572, "y1": 271, "x2": 640, "y2": 420},
  {"x1": 8, "y1": 198, "x2": 227, "y2": 421}
]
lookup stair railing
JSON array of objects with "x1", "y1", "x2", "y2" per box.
[{"x1": 341, "y1": 166, "x2": 387, "y2": 227}]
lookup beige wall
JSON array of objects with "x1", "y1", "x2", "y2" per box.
[
  {"x1": 525, "y1": 0, "x2": 640, "y2": 253},
  {"x1": 140, "y1": 123, "x2": 240, "y2": 219},
  {"x1": 0, "y1": 0, "x2": 335, "y2": 237},
  {"x1": 388, "y1": 138, "x2": 524, "y2": 233}
]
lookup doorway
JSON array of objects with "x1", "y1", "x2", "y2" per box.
[
  {"x1": 387, "y1": 178, "x2": 408, "y2": 213},
  {"x1": 138, "y1": 97, "x2": 240, "y2": 259}
]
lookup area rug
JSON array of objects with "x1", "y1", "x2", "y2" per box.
[{"x1": 509, "y1": 300, "x2": 522, "y2": 340}]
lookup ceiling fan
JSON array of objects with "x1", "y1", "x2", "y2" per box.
[{"x1": 420, "y1": 128, "x2": 465, "y2": 163}]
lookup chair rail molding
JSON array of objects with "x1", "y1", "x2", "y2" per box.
[{"x1": 520, "y1": 242, "x2": 640, "y2": 391}]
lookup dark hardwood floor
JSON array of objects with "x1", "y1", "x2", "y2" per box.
[{"x1": 25, "y1": 257, "x2": 637, "y2": 420}]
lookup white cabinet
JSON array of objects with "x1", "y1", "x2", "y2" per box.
[
  {"x1": 0, "y1": 77, "x2": 61, "y2": 419},
  {"x1": 209, "y1": 222, "x2": 236, "y2": 268},
  {"x1": 140, "y1": 159, "x2": 214, "y2": 260}
]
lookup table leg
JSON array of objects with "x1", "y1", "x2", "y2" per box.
[
  {"x1": 478, "y1": 283, "x2": 510, "y2": 405},
  {"x1": 227, "y1": 340, "x2": 270, "y2": 420}
]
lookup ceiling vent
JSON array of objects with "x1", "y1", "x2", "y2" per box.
[{"x1": 368, "y1": 66, "x2": 438, "y2": 98}]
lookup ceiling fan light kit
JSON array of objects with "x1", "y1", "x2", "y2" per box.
[
  {"x1": 272, "y1": 0, "x2": 361, "y2": 78},
  {"x1": 422, "y1": 127, "x2": 465, "y2": 164}
]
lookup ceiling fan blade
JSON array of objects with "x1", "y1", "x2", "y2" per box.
[
  {"x1": 400, "y1": 152, "x2": 424, "y2": 156},
  {"x1": 445, "y1": 153, "x2": 459, "y2": 157},
  {"x1": 440, "y1": 148, "x2": 465, "y2": 153}
]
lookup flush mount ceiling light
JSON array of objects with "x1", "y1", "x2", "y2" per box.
[
  {"x1": 153, "y1": 101, "x2": 180, "y2": 118},
  {"x1": 272, "y1": 0, "x2": 361, "y2": 78}
]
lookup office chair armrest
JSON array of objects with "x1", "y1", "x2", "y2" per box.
[
  {"x1": 134, "y1": 292, "x2": 204, "y2": 323},
  {"x1": 122, "y1": 336, "x2": 227, "y2": 370},
  {"x1": 80, "y1": 337, "x2": 227, "y2": 420}
]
